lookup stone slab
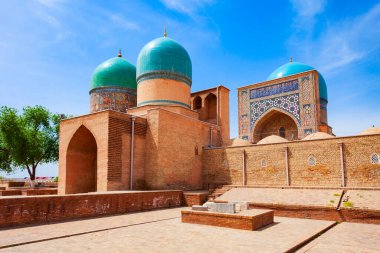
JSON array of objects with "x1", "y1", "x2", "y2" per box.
[
  {"x1": 204, "y1": 202, "x2": 235, "y2": 213},
  {"x1": 297, "y1": 222, "x2": 380, "y2": 252},
  {"x1": 0, "y1": 212, "x2": 336, "y2": 253},
  {"x1": 191, "y1": 205, "x2": 208, "y2": 211},
  {"x1": 181, "y1": 209, "x2": 273, "y2": 230}
]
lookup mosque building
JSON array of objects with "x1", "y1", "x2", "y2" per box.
[{"x1": 58, "y1": 31, "x2": 380, "y2": 195}]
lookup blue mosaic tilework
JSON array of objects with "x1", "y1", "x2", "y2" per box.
[
  {"x1": 250, "y1": 93, "x2": 300, "y2": 130},
  {"x1": 250, "y1": 79, "x2": 298, "y2": 99}
]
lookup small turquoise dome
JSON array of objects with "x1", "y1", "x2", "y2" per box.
[
  {"x1": 267, "y1": 62, "x2": 328, "y2": 101},
  {"x1": 136, "y1": 37, "x2": 192, "y2": 86},
  {"x1": 90, "y1": 56, "x2": 137, "y2": 91}
]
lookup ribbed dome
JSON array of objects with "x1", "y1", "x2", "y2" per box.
[
  {"x1": 228, "y1": 138, "x2": 251, "y2": 147},
  {"x1": 90, "y1": 57, "x2": 137, "y2": 91},
  {"x1": 359, "y1": 126, "x2": 380, "y2": 135},
  {"x1": 257, "y1": 135, "x2": 289, "y2": 145},
  {"x1": 302, "y1": 132, "x2": 335, "y2": 140},
  {"x1": 136, "y1": 37, "x2": 192, "y2": 86},
  {"x1": 267, "y1": 62, "x2": 328, "y2": 101}
]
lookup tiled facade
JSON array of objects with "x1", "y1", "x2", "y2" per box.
[{"x1": 238, "y1": 70, "x2": 330, "y2": 142}]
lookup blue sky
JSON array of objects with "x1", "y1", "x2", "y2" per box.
[{"x1": 1, "y1": 0, "x2": 380, "y2": 178}]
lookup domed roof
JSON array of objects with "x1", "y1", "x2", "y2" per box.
[
  {"x1": 359, "y1": 126, "x2": 380, "y2": 135},
  {"x1": 267, "y1": 61, "x2": 328, "y2": 101},
  {"x1": 90, "y1": 55, "x2": 137, "y2": 91},
  {"x1": 229, "y1": 138, "x2": 251, "y2": 147},
  {"x1": 302, "y1": 132, "x2": 335, "y2": 140},
  {"x1": 257, "y1": 135, "x2": 289, "y2": 145},
  {"x1": 136, "y1": 36, "x2": 192, "y2": 86}
]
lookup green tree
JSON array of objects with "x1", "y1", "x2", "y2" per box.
[{"x1": 0, "y1": 106, "x2": 62, "y2": 186}]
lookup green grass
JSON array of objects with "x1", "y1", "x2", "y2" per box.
[
  {"x1": 330, "y1": 200, "x2": 335, "y2": 203},
  {"x1": 333, "y1": 193, "x2": 341, "y2": 197},
  {"x1": 343, "y1": 201, "x2": 354, "y2": 208}
]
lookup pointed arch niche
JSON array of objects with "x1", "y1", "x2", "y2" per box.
[
  {"x1": 66, "y1": 125, "x2": 97, "y2": 194},
  {"x1": 252, "y1": 109, "x2": 300, "y2": 143}
]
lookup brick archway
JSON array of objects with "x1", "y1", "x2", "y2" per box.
[
  {"x1": 66, "y1": 125, "x2": 97, "y2": 194},
  {"x1": 252, "y1": 108, "x2": 300, "y2": 143}
]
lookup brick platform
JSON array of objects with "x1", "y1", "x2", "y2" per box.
[
  {"x1": 0, "y1": 190, "x2": 182, "y2": 228},
  {"x1": 181, "y1": 209, "x2": 273, "y2": 230}
]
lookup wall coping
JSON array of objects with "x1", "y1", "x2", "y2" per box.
[{"x1": 204, "y1": 133, "x2": 380, "y2": 150}]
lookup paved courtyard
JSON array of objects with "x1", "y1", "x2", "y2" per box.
[{"x1": 0, "y1": 207, "x2": 379, "y2": 253}]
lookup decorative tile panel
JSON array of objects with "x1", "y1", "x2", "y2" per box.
[
  {"x1": 250, "y1": 79, "x2": 298, "y2": 99},
  {"x1": 250, "y1": 93, "x2": 301, "y2": 130}
]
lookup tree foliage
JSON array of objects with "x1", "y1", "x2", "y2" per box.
[{"x1": 0, "y1": 106, "x2": 62, "y2": 180}]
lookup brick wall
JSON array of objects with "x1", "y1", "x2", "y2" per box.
[
  {"x1": 203, "y1": 134, "x2": 380, "y2": 187},
  {"x1": 59, "y1": 111, "x2": 147, "y2": 194},
  {"x1": 0, "y1": 190, "x2": 182, "y2": 228},
  {"x1": 144, "y1": 108, "x2": 221, "y2": 190}
]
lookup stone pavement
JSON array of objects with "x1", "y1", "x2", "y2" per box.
[
  {"x1": 297, "y1": 222, "x2": 380, "y2": 252},
  {"x1": 217, "y1": 188, "x2": 344, "y2": 208},
  {"x1": 0, "y1": 207, "x2": 335, "y2": 253},
  {"x1": 342, "y1": 190, "x2": 380, "y2": 210}
]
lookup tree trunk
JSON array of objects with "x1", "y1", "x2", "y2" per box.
[{"x1": 26, "y1": 165, "x2": 36, "y2": 188}]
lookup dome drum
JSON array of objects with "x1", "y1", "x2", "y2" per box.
[
  {"x1": 136, "y1": 36, "x2": 192, "y2": 108},
  {"x1": 136, "y1": 70, "x2": 192, "y2": 86},
  {"x1": 90, "y1": 54, "x2": 138, "y2": 113}
]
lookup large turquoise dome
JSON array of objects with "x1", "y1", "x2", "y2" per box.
[
  {"x1": 136, "y1": 37, "x2": 192, "y2": 86},
  {"x1": 90, "y1": 56, "x2": 137, "y2": 91},
  {"x1": 267, "y1": 62, "x2": 328, "y2": 101}
]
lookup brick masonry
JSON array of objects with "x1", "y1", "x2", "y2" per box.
[
  {"x1": 182, "y1": 191, "x2": 209, "y2": 206},
  {"x1": 0, "y1": 190, "x2": 182, "y2": 228},
  {"x1": 203, "y1": 134, "x2": 380, "y2": 188},
  {"x1": 249, "y1": 203, "x2": 380, "y2": 224}
]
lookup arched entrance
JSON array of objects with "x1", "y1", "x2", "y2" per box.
[
  {"x1": 66, "y1": 126, "x2": 97, "y2": 194},
  {"x1": 203, "y1": 93, "x2": 217, "y2": 123},
  {"x1": 252, "y1": 109, "x2": 299, "y2": 143},
  {"x1": 193, "y1": 96, "x2": 202, "y2": 110}
]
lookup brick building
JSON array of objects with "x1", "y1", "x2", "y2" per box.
[{"x1": 58, "y1": 32, "x2": 380, "y2": 194}]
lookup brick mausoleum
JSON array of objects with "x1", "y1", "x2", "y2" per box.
[{"x1": 58, "y1": 31, "x2": 380, "y2": 194}]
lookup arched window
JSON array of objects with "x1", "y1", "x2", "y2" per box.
[
  {"x1": 308, "y1": 156, "x2": 317, "y2": 166},
  {"x1": 371, "y1": 153, "x2": 380, "y2": 164},
  {"x1": 193, "y1": 96, "x2": 202, "y2": 110},
  {"x1": 261, "y1": 159, "x2": 267, "y2": 168},
  {"x1": 279, "y1": 127, "x2": 285, "y2": 138}
]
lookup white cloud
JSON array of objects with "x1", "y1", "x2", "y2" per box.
[
  {"x1": 290, "y1": 0, "x2": 326, "y2": 19},
  {"x1": 290, "y1": 0, "x2": 326, "y2": 34},
  {"x1": 160, "y1": 0, "x2": 214, "y2": 16},
  {"x1": 289, "y1": 3, "x2": 380, "y2": 74},
  {"x1": 109, "y1": 14, "x2": 141, "y2": 31},
  {"x1": 36, "y1": 0, "x2": 65, "y2": 8}
]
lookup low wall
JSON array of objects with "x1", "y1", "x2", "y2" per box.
[
  {"x1": 0, "y1": 190, "x2": 22, "y2": 196},
  {"x1": 0, "y1": 190, "x2": 182, "y2": 228},
  {"x1": 22, "y1": 189, "x2": 58, "y2": 196},
  {"x1": 250, "y1": 203, "x2": 380, "y2": 224},
  {"x1": 182, "y1": 191, "x2": 209, "y2": 206}
]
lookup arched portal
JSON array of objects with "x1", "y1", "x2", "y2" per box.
[
  {"x1": 252, "y1": 109, "x2": 299, "y2": 143},
  {"x1": 203, "y1": 93, "x2": 217, "y2": 123},
  {"x1": 193, "y1": 96, "x2": 202, "y2": 110},
  {"x1": 66, "y1": 126, "x2": 97, "y2": 194}
]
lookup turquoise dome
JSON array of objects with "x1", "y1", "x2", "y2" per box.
[
  {"x1": 267, "y1": 62, "x2": 328, "y2": 101},
  {"x1": 136, "y1": 37, "x2": 192, "y2": 86},
  {"x1": 90, "y1": 57, "x2": 137, "y2": 91}
]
